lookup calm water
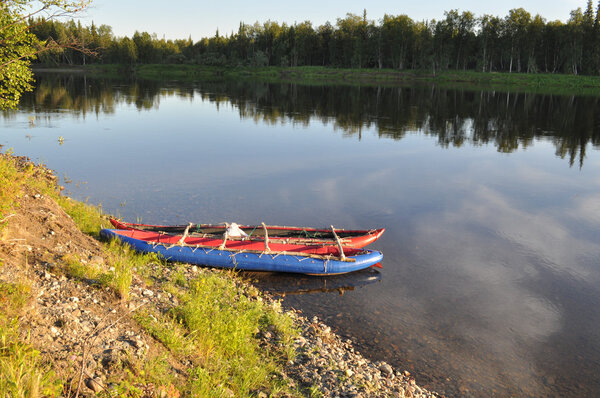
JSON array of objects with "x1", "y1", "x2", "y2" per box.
[{"x1": 3, "y1": 73, "x2": 600, "y2": 397}]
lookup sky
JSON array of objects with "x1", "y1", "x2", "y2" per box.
[{"x1": 77, "y1": 0, "x2": 586, "y2": 41}]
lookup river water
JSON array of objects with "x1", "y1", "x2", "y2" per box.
[{"x1": 2, "y1": 73, "x2": 600, "y2": 397}]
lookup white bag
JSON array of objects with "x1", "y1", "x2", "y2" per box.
[{"x1": 225, "y1": 222, "x2": 248, "y2": 238}]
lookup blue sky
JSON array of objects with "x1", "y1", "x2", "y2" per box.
[{"x1": 81, "y1": 0, "x2": 586, "y2": 40}]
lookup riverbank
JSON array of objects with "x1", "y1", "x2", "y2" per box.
[
  {"x1": 0, "y1": 151, "x2": 438, "y2": 397},
  {"x1": 60, "y1": 64, "x2": 600, "y2": 96}
]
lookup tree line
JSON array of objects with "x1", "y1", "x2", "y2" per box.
[{"x1": 29, "y1": 1, "x2": 600, "y2": 75}]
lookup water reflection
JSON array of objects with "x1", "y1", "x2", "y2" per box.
[
  {"x1": 13, "y1": 73, "x2": 600, "y2": 168},
  {"x1": 245, "y1": 267, "x2": 382, "y2": 296}
]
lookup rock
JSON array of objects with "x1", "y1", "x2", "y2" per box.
[
  {"x1": 133, "y1": 338, "x2": 144, "y2": 349},
  {"x1": 101, "y1": 349, "x2": 121, "y2": 370},
  {"x1": 142, "y1": 289, "x2": 154, "y2": 297},
  {"x1": 191, "y1": 265, "x2": 198, "y2": 273},
  {"x1": 296, "y1": 336, "x2": 307, "y2": 347},
  {"x1": 86, "y1": 358, "x2": 97, "y2": 371},
  {"x1": 380, "y1": 363, "x2": 393, "y2": 376},
  {"x1": 85, "y1": 377, "x2": 104, "y2": 393}
]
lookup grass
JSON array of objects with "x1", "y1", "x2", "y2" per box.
[
  {"x1": 0, "y1": 281, "x2": 63, "y2": 397},
  {"x1": 135, "y1": 271, "x2": 299, "y2": 397},
  {"x1": 56, "y1": 196, "x2": 108, "y2": 238},
  {"x1": 0, "y1": 150, "x2": 304, "y2": 397},
  {"x1": 0, "y1": 149, "x2": 110, "y2": 237},
  {"x1": 0, "y1": 150, "x2": 33, "y2": 233},
  {"x1": 0, "y1": 319, "x2": 63, "y2": 397},
  {"x1": 81, "y1": 64, "x2": 600, "y2": 96},
  {"x1": 63, "y1": 239, "x2": 162, "y2": 300}
]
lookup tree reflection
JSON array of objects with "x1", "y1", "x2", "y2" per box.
[{"x1": 18, "y1": 74, "x2": 600, "y2": 167}]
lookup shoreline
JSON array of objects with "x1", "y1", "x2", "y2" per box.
[
  {"x1": 33, "y1": 64, "x2": 600, "y2": 96},
  {"x1": 0, "y1": 152, "x2": 440, "y2": 397}
]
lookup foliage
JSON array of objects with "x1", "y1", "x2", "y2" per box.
[
  {"x1": 26, "y1": 1, "x2": 600, "y2": 77},
  {"x1": 0, "y1": 0, "x2": 90, "y2": 109}
]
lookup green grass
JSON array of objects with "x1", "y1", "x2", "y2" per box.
[
  {"x1": 0, "y1": 149, "x2": 110, "y2": 237},
  {"x1": 0, "y1": 151, "x2": 33, "y2": 233},
  {"x1": 0, "y1": 282, "x2": 63, "y2": 397},
  {"x1": 136, "y1": 271, "x2": 299, "y2": 397},
  {"x1": 63, "y1": 239, "x2": 162, "y2": 300},
  {"x1": 56, "y1": 196, "x2": 108, "y2": 238},
  {"x1": 0, "y1": 318, "x2": 63, "y2": 397},
  {"x1": 96, "y1": 64, "x2": 600, "y2": 96},
  {"x1": 102, "y1": 353, "x2": 182, "y2": 397}
]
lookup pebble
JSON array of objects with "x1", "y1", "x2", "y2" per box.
[
  {"x1": 380, "y1": 363, "x2": 394, "y2": 376},
  {"x1": 4, "y1": 221, "x2": 439, "y2": 398},
  {"x1": 85, "y1": 377, "x2": 104, "y2": 393}
]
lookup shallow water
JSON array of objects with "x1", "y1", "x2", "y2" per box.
[{"x1": 3, "y1": 73, "x2": 600, "y2": 396}]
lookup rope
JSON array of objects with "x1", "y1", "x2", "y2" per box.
[
  {"x1": 246, "y1": 225, "x2": 259, "y2": 238},
  {"x1": 262, "y1": 222, "x2": 271, "y2": 252},
  {"x1": 330, "y1": 225, "x2": 346, "y2": 261},
  {"x1": 219, "y1": 223, "x2": 230, "y2": 250},
  {"x1": 177, "y1": 222, "x2": 193, "y2": 246}
]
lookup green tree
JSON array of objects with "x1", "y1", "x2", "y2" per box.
[
  {"x1": 381, "y1": 14, "x2": 415, "y2": 69},
  {"x1": 0, "y1": 0, "x2": 89, "y2": 109},
  {"x1": 505, "y1": 8, "x2": 532, "y2": 73}
]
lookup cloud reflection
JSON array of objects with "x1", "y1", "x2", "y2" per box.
[{"x1": 409, "y1": 182, "x2": 600, "y2": 394}]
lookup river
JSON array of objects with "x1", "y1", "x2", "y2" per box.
[{"x1": 2, "y1": 73, "x2": 600, "y2": 397}]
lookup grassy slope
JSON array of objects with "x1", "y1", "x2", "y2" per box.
[
  {"x1": 0, "y1": 152, "x2": 300, "y2": 397},
  {"x1": 85, "y1": 64, "x2": 600, "y2": 95}
]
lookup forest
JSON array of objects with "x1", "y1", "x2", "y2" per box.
[{"x1": 28, "y1": 1, "x2": 600, "y2": 76}]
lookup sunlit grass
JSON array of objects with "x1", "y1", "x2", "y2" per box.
[
  {"x1": 0, "y1": 319, "x2": 63, "y2": 397},
  {"x1": 0, "y1": 151, "x2": 32, "y2": 233},
  {"x1": 136, "y1": 271, "x2": 299, "y2": 397},
  {"x1": 56, "y1": 196, "x2": 108, "y2": 238},
  {"x1": 0, "y1": 282, "x2": 63, "y2": 397},
  {"x1": 63, "y1": 240, "x2": 161, "y2": 300}
]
